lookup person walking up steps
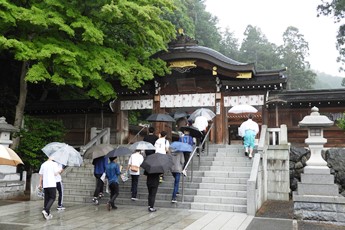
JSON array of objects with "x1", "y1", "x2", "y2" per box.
[
  {"x1": 143, "y1": 127, "x2": 158, "y2": 157},
  {"x1": 171, "y1": 151, "x2": 185, "y2": 203},
  {"x1": 105, "y1": 157, "x2": 122, "y2": 211},
  {"x1": 92, "y1": 155, "x2": 108, "y2": 204},
  {"x1": 126, "y1": 150, "x2": 144, "y2": 201},
  {"x1": 239, "y1": 114, "x2": 259, "y2": 159}
]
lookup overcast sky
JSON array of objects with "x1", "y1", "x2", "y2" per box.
[{"x1": 204, "y1": 0, "x2": 345, "y2": 77}]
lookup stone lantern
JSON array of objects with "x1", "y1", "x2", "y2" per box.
[
  {"x1": 0, "y1": 116, "x2": 19, "y2": 147},
  {"x1": 298, "y1": 106, "x2": 333, "y2": 167},
  {"x1": 293, "y1": 106, "x2": 345, "y2": 224}
]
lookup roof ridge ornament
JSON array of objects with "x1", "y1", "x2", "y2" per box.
[{"x1": 168, "y1": 29, "x2": 198, "y2": 47}]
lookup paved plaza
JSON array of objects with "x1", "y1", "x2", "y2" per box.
[{"x1": 0, "y1": 200, "x2": 253, "y2": 230}]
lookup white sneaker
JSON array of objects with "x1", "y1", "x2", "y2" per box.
[
  {"x1": 131, "y1": 198, "x2": 138, "y2": 201},
  {"x1": 57, "y1": 206, "x2": 65, "y2": 210},
  {"x1": 47, "y1": 214, "x2": 53, "y2": 220},
  {"x1": 41, "y1": 210, "x2": 48, "y2": 219}
]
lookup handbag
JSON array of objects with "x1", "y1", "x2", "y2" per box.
[
  {"x1": 121, "y1": 172, "x2": 129, "y2": 182},
  {"x1": 130, "y1": 165, "x2": 139, "y2": 172}
]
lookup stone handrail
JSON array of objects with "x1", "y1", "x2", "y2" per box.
[
  {"x1": 79, "y1": 127, "x2": 110, "y2": 156},
  {"x1": 247, "y1": 125, "x2": 268, "y2": 215},
  {"x1": 247, "y1": 124, "x2": 289, "y2": 215}
]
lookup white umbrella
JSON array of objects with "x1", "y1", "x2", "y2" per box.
[
  {"x1": 129, "y1": 141, "x2": 155, "y2": 151},
  {"x1": 42, "y1": 142, "x2": 83, "y2": 166},
  {"x1": 228, "y1": 104, "x2": 258, "y2": 114},
  {"x1": 189, "y1": 108, "x2": 216, "y2": 121}
]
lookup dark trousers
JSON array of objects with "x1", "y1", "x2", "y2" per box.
[
  {"x1": 108, "y1": 182, "x2": 119, "y2": 208},
  {"x1": 146, "y1": 173, "x2": 160, "y2": 208},
  {"x1": 183, "y1": 152, "x2": 191, "y2": 169},
  {"x1": 93, "y1": 173, "x2": 104, "y2": 197},
  {"x1": 43, "y1": 187, "x2": 56, "y2": 215},
  {"x1": 196, "y1": 132, "x2": 206, "y2": 152},
  {"x1": 131, "y1": 175, "x2": 139, "y2": 198},
  {"x1": 56, "y1": 181, "x2": 63, "y2": 206}
]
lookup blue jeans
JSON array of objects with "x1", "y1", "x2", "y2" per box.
[{"x1": 172, "y1": 172, "x2": 181, "y2": 199}]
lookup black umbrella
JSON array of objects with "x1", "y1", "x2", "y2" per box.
[
  {"x1": 106, "y1": 146, "x2": 132, "y2": 158},
  {"x1": 174, "y1": 111, "x2": 188, "y2": 120},
  {"x1": 146, "y1": 113, "x2": 175, "y2": 122},
  {"x1": 141, "y1": 153, "x2": 173, "y2": 174},
  {"x1": 179, "y1": 126, "x2": 204, "y2": 138}
]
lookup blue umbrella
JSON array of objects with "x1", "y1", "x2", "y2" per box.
[{"x1": 170, "y1": 141, "x2": 193, "y2": 152}]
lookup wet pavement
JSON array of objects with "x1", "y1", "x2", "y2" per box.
[{"x1": 1, "y1": 197, "x2": 345, "y2": 229}]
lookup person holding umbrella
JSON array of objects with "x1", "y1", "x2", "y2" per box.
[
  {"x1": 92, "y1": 156, "x2": 108, "y2": 204},
  {"x1": 55, "y1": 162, "x2": 65, "y2": 210},
  {"x1": 39, "y1": 157, "x2": 62, "y2": 220},
  {"x1": 239, "y1": 114, "x2": 259, "y2": 159},
  {"x1": 192, "y1": 116, "x2": 209, "y2": 154},
  {"x1": 126, "y1": 150, "x2": 144, "y2": 201},
  {"x1": 141, "y1": 153, "x2": 173, "y2": 212},
  {"x1": 105, "y1": 157, "x2": 122, "y2": 211}
]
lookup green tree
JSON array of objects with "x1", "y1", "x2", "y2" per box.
[
  {"x1": 219, "y1": 27, "x2": 240, "y2": 60},
  {"x1": 0, "y1": 0, "x2": 176, "y2": 148},
  {"x1": 317, "y1": 1, "x2": 345, "y2": 73},
  {"x1": 239, "y1": 25, "x2": 281, "y2": 70},
  {"x1": 278, "y1": 26, "x2": 316, "y2": 89},
  {"x1": 16, "y1": 116, "x2": 66, "y2": 173},
  {"x1": 186, "y1": 0, "x2": 222, "y2": 50}
]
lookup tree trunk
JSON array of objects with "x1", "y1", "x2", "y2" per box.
[{"x1": 11, "y1": 61, "x2": 28, "y2": 149}]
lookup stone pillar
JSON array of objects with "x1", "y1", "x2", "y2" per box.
[{"x1": 293, "y1": 106, "x2": 345, "y2": 223}]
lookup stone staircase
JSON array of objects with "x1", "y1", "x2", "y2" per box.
[{"x1": 62, "y1": 144, "x2": 252, "y2": 213}]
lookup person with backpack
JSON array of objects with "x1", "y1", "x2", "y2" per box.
[{"x1": 178, "y1": 130, "x2": 194, "y2": 169}]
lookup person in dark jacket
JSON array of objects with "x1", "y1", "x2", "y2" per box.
[
  {"x1": 92, "y1": 156, "x2": 108, "y2": 204},
  {"x1": 143, "y1": 127, "x2": 158, "y2": 157},
  {"x1": 105, "y1": 157, "x2": 122, "y2": 211}
]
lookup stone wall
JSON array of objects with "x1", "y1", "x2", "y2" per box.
[{"x1": 290, "y1": 146, "x2": 345, "y2": 196}]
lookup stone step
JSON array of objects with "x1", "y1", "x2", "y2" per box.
[
  {"x1": 198, "y1": 166, "x2": 251, "y2": 172},
  {"x1": 203, "y1": 171, "x2": 250, "y2": 178},
  {"x1": 196, "y1": 188, "x2": 247, "y2": 198},
  {"x1": 193, "y1": 195, "x2": 247, "y2": 205},
  {"x1": 191, "y1": 202, "x2": 246, "y2": 213},
  {"x1": 62, "y1": 144, "x2": 250, "y2": 213},
  {"x1": 198, "y1": 183, "x2": 247, "y2": 191},
  {"x1": 201, "y1": 177, "x2": 248, "y2": 184}
]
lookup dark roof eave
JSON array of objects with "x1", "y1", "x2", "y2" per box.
[{"x1": 156, "y1": 46, "x2": 256, "y2": 72}]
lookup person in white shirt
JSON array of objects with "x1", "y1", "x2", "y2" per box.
[
  {"x1": 126, "y1": 150, "x2": 144, "y2": 200},
  {"x1": 154, "y1": 131, "x2": 169, "y2": 154},
  {"x1": 154, "y1": 131, "x2": 169, "y2": 182},
  {"x1": 239, "y1": 114, "x2": 259, "y2": 159},
  {"x1": 55, "y1": 162, "x2": 65, "y2": 210},
  {"x1": 192, "y1": 116, "x2": 209, "y2": 153},
  {"x1": 39, "y1": 157, "x2": 62, "y2": 220}
]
